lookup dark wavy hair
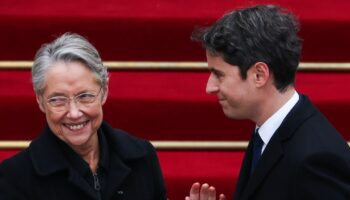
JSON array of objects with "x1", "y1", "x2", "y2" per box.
[{"x1": 192, "y1": 5, "x2": 302, "y2": 92}]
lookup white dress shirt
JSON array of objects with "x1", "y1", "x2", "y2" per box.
[{"x1": 257, "y1": 91, "x2": 299, "y2": 153}]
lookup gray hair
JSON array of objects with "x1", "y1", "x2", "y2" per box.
[{"x1": 32, "y1": 33, "x2": 109, "y2": 95}]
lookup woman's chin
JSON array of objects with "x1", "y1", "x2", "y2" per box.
[{"x1": 61, "y1": 125, "x2": 94, "y2": 147}]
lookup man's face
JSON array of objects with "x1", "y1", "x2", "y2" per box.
[
  {"x1": 37, "y1": 61, "x2": 107, "y2": 149},
  {"x1": 205, "y1": 51, "x2": 257, "y2": 120}
]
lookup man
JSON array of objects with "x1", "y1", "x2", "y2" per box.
[{"x1": 186, "y1": 5, "x2": 350, "y2": 200}]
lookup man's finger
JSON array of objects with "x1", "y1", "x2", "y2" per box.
[
  {"x1": 189, "y1": 182, "x2": 201, "y2": 199},
  {"x1": 219, "y1": 193, "x2": 226, "y2": 200},
  {"x1": 208, "y1": 186, "x2": 216, "y2": 200},
  {"x1": 199, "y1": 183, "x2": 210, "y2": 200}
]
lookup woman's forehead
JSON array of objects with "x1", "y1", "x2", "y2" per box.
[{"x1": 43, "y1": 62, "x2": 100, "y2": 93}]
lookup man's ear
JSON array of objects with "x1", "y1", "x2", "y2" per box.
[
  {"x1": 36, "y1": 95, "x2": 46, "y2": 113},
  {"x1": 252, "y1": 62, "x2": 270, "y2": 87}
]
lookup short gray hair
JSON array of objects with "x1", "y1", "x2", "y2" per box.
[{"x1": 32, "y1": 33, "x2": 109, "y2": 95}]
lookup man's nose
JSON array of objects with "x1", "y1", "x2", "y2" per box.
[{"x1": 206, "y1": 73, "x2": 219, "y2": 94}]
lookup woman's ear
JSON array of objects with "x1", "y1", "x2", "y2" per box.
[
  {"x1": 36, "y1": 95, "x2": 46, "y2": 113},
  {"x1": 252, "y1": 62, "x2": 270, "y2": 87},
  {"x1": 101, "y1": 85, "x2": 109, "y2": 105}
]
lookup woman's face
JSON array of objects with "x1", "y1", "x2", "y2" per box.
[{"x1": 37, "y1": 61, "x2": 107, "y2": 149}]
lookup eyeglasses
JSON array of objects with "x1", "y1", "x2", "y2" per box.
[{"x1": 45, "y1": 87, "x2": 103, "y2": 111}]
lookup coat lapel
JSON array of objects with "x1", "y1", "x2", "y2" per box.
[
  {"x1": 104, "y1": 153, "x2": 131, "y2": 199},
  {"x1": 101, "y1": 122, "x2": 147, "y2": 199},
  {"x1": 30, "y1": 126, "x2": 98, "y2": 199},
  {"x1": 67, "y1": 170, "x2": 98, "y2": 199},
  {"x1": 30, "y1": 126, "x2": 69, "y2": 176}
]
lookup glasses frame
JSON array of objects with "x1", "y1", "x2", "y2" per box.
[{"x1": 45, "y1": 87, "x2": 103, "y2": 111}]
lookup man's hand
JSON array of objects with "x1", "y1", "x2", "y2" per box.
[{"x1": 185, "y1": 182, "x2": 226, "y2": 200}]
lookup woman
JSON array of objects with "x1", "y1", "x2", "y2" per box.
[{"x1": 0, "y1": 33, "x2": 167, "y2": 200}]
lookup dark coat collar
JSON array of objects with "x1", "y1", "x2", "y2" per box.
[
  {"x1": 234, "y1": 95, "x2": 318, "y2": 200},
  {"x1": 29, "y1": 121, "x2": 147, "y2": 177}
]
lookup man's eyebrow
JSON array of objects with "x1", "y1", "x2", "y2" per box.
[{"x1": 208, "y1": 67, "x2": 223, "y2": 75}]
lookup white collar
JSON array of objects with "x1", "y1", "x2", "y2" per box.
[{"x1": 257, "y1": 91, "x2": 299, "y2": 152}]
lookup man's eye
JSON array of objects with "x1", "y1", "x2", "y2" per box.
[
  {"x1": 209, "y1": 68, "x2": 224, "y2": 78},
  {"x1": 213, "y1": 71, "x2": 223, "y2": 78}
]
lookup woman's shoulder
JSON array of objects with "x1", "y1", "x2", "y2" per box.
[
  {"x1": 101, "y1": 121, "x2": 155, "y2": 159},
  {"x1": 102, "y1": 121, "x2": 148, "y2": 143},
  {"x1": 0, "y1": 148, "x2": 34, "y2": 181}
]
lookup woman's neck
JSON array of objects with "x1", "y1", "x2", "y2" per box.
[{"x1": 71, "y1": 134, "x2": 100, "y2": 173}]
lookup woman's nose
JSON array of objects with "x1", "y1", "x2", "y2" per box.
[{"x1": 66, "y1": 100, "x2": 83, "y2": 119}]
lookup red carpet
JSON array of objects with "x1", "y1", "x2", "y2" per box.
[
  {"x1": 1, "y1": 0, "x2": 350, "y2": 61},
  {"x1": 0, "y1": 70, "x2": 349, "y2": 140}
]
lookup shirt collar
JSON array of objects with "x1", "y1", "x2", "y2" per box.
[{"x1": 257, "y1": 91, "x2": 299, "y2": 149}]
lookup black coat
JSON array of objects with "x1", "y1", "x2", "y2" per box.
[
  {"x1": 0, "y1": 121, "x2": 167, "y2": 200},
  {"x1": 233, "y1": 95, "x2": 350, "y2": 200}
]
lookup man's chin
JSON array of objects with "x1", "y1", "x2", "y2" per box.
[
  {"x1": 223, "y1": 109, "x2": 234, "y2": 119},
  {"x1": 222, "y1": 109, "x2": 243, "y2": 120}
]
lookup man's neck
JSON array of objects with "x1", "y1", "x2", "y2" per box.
[{"x1": 255, "y1": 87, "x2": 296, "y2": 126}]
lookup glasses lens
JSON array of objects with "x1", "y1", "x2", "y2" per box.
[
  {"x1": 76, "y1": 93, "x2": 97, "y2": 104},
  {"x1": 47, "y1": 96, "x2": 68, "y2": 107}
]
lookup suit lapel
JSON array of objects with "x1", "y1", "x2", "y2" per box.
[
  {"x1": 233, "y1": 131, "x2": 254, "y2": 200},
  {"x1": 236, "y1": 95, "x2": 316, "y2": 200},
  {"x1": 241, "y1": 136, "x2": 284, "y2": 200}
]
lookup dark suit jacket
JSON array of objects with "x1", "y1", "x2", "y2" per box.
[
  {"x1": 233, "y1": 95, "x2": 350, "y2": 200},
  {"x1": 0, "y1": 121, "x2": 167, "y2": 200}
]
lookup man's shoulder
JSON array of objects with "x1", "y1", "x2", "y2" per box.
[
  {"x1": 285, "y1": 95, "x2": 341, "y2": 141},
  {"x1": 284, "y1": 108, "x2": 349, "y2": 160}
]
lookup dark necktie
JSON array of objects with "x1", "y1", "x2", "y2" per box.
[{"x1": 250, "y1": 129, "x2": 264, "y2": 175}]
